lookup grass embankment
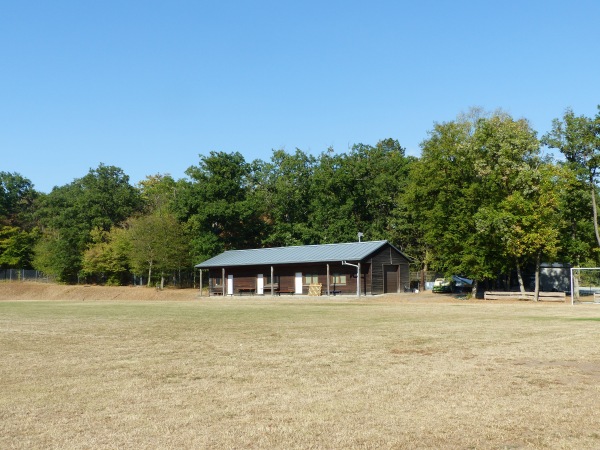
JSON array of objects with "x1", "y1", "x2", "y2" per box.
[{"x1": 1, "y1": 297, "x2": 600, "y2": 448}]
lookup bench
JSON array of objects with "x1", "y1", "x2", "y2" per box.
[
  {"x1": 238, "y1": 288, "x2": 255, "y2": 296},
  {"x1": 484, "y1": 291, "x2": 566, "y2": 302},
  {"x1": 330, "y1": 290, "x2": 342, "y2": 296},
  {"x1": 276, "y1": 289, "x2": 295, "y2": 296},
  {"x1": 209, "y1": 288, "x2": 224, "y2": 296}
]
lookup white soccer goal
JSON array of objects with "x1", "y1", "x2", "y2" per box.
[{"x1": 570, "y1": 267, "x2": 600, "y2": 305}]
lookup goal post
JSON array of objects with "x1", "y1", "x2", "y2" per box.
[{"x1": 570, "y1": 267, "x2": 600, "y2": 305}]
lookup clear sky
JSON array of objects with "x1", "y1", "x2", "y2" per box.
[{"x1": 2, "y1": 0, "x2": 599, "y2": 193}]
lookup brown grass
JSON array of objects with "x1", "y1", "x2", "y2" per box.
[{"x1": 1, "y1": 283, "x2": 600, "y2": 448}]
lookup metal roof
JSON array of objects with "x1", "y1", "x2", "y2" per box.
[{"x1": 195, "y1": 240, "x2": 402, "y2": 268}]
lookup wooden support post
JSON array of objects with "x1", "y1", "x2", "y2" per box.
[
  {"x1": 222, "y1": 268, "x2": 225, "y2": 296},
  {"x1": 199, "y1": 269, "x2": 203, "y2": 296},
  {"x1": 357, "y1": 262, "x2": 361, "y2": 297}
]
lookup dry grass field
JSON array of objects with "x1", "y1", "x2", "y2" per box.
[{"x1": 1, "y1": 283, "x2": 600, "y2": 449}]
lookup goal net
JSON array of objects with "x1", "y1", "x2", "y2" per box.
[{"x1": 570, "y1": 267, "x2": 600, "y2": 305}]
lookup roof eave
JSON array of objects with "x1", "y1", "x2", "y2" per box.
[
  {"x1": 193, "y1": 240, "x2": 413, "y2": 268},
  {"x1": 195, "y1": 258, "x2": 365, "y2": 269}
]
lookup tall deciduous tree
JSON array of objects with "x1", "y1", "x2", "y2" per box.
[
  {"x1": 542, "y1": 107, "x2": 600, "y2": 247},
  {"x1": 81, "y1": 227, "x2": 132, "y2": 285},
  {"x1": 0, "y1": 226, "x2": 38, "y2": 269},
  {"x1": 137, "y1": 174, "x2": 179, "y2": 215},
  {"x1": 553, "y1": 166, "x2": 597, "y2": 268},
  {"x1": 0, "y1": 172, "x2": 39, "y2": 269},
  {"x1": 0, "y1": 172, "x2": 38, "y2": 224},
  {"x1": 309, "y1": 139, "x2": 413, "y2": 244},
  {"x1": 410, "y1": 110, "x2": 547, "y2": 294},
  {"x1": 81, "y1": 174, "x2": 192, "y2": 286},
  {"x1": 408, "y1": 115, "x2": 487, "y2": 290},
  {"x1": 255, "y1": 148, "x2": 317, "y2": 246},
  {"x1": 476, "y1": 163, "x2": 563, "y2": 299},
  {"x1": 181, "y1": 151, "x2": 265, "y2": 262},
  {"x1": 34, "y1": 164, "x2": 141, "y2": 282},
  {"x1": 126, "y1": 213, "x2": 189, "y2": 288}
]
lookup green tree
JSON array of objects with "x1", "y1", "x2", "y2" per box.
[
  {"x1": 137, "y1": 174, "x2": 179, "y2": 215},
  {"x1": 0, "y1": 226, "x2": 38, "y2": 269},
  {"x1": 81, "y1": 227, "x2": 132, "y2": 285},
  {"x1": 34, "y1": 164, "x2": 141, "y2": 282},
  {"x1": 408, "y1": 116, "x2": 485, "y2": 288},
  {"x1": 254, "y1": 148, "x2": 317, "y2": 246},
  {"x1": 181, "y1": 151, "x2": 265, "y2": 262},
  {"x1": 307, "y1": 149, "x2": 356, "y2": 243},
  {"x1": 476, "y1": 163, "x2": 562, "y2": 299},
  {"x1": 126, "y1": 212, "x2": 190, "y2": 287},
  {"x1": 0, "y1": 172, "x2": 39, "y2": 268},
  {"x1": 542, "y1": 107, "x2": 600, "y2": 247},
  {"x1": 32, "y1": 229, "x2": 77, "y2": 280},
  {"x1": 553, "y1": 166, "x2": 597, "y2": 267},
  {"x1": 308, "y1": 139, "x2": 413, "y2": 244},
  {"x1": 410, "y1": 110, "x2": 546, "y2": 294}
]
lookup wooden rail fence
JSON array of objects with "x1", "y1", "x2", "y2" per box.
[{"x1": 484, "y1": 291, "x2": 567, "y2": 302}]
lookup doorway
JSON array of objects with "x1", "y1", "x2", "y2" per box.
[
  {"x1": 383, "y1": 265, "x2": 399, "y2": 293},
  {"x1": 295, "y1": 272, "x2": 303, "y2": 294},
  {"x1": 227, "y1": 274, "x2": 233, "y2": 295}
]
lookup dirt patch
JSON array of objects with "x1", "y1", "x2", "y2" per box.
[
  {"x1": 0, "y1": 281, "x2": 564, "y2": 304},
  {"x1": 0, "y1": 282, "x2": 199, "y2": 301}
]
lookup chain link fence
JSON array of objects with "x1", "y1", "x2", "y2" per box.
[
  {"x1": 0, "y1": 269, "x2": 54, "y2": 283},
  {"x1": 0, "y1": 269, "x2": 198, "y2": 288}
]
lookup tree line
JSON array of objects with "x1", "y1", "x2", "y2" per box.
[{"x1": 1, "y1": 107, "x2": 599, "y2": 293}]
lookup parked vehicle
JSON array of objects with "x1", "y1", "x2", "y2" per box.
[
  {"x1": 432, "y1": 276, "x2": 473, "y2": 293},
  {"x1": 452, "y1": 275, "x2": 473, "y2": 293},
  {"x1": 432, "y1": 278, "x2": 453, "y2": 293}
]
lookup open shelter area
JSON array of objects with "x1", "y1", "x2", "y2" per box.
[{"x1": 1, "y1": 284, "x2": 600, "y2": 448}]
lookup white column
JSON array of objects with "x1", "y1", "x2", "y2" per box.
[
  {"x1": 295, "y1": 272, "x2": 303, "y2": 294},
  {"x1": 227, "y1": 274, "x2": 233, "y2": 296},
  {"x1": 257, "y1": 274, "x2": 264, "y2": 295}
]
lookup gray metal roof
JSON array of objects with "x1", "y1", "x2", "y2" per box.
[{"x1": 195, "y1": 240, "x2": 401, "y2": 268}]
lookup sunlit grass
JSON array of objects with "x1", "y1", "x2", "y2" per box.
[{"x1": 1, "y1": 299, "x2": 600, "y2": 448}]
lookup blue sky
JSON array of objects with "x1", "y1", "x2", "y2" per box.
[{"x1": 2, "y1": 0, "x2": 599, "y2": 193}]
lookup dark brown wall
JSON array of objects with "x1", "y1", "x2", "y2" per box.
[
  {"x1": 205, "y1": 243, "x2": 410, "y2": 296},
  {"x1": 209, "y1": 263, "x2": 362, "y2": 295},
  {"x1": 364, "y1": 245, "x2": 411, "y2": 295}
]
